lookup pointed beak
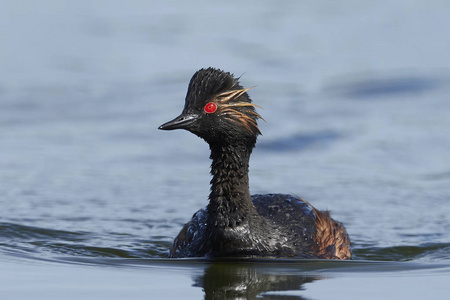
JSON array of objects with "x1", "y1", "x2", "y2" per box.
[{"x1": 158, "y1": 113, "x2": 200, "y2": 131}]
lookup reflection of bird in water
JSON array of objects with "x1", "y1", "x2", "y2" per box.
[
  {"x1": 193, "y1": 262, "x2": 321, "y2": 299},
  {"x1": 160, "y1": 68, "x2": 351, "y2": 259}
]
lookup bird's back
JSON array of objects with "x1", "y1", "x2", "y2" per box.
[
  {"x1": 253, "y1": 193, "x2": 352, "y2": 259},
  {"x1": 250, "y1": 193, "x2": 318, "y2": 257},
  {"x1": 169, "y1": 193, "x2": 349, "y2": 258}
]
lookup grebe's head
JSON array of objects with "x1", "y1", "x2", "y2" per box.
[{"x1": 159, "y1": 68, "x2": 262, "y2": 146}]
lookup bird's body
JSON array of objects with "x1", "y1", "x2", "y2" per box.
[
  {"x1": 170, "y1": 194, "x2": 319, "y2": 258},
  {"x1": 159, "y1": 68, "x2": 351, "y2": 259}
]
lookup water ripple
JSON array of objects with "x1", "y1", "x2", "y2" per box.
[
  {"x1": 353, "y1": 243, "x2": 450, "y2": 262},
  {"x1": 258, "y1": 131, "x2": 340, "y2": 152},
  {"x1": 330, "y1": 75, "x2": 440, "y2": 99},
  {"x1": 2, "y1": 222, "x2": 449, "y2": 264}
]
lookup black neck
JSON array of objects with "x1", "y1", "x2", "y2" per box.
[{"x1": 207, "y1": 142, "x2": 256, "y2": 228}]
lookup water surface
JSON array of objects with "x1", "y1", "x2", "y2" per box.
[{"x1": 1, "y1": 1, "x2": 450, "y2": 299}]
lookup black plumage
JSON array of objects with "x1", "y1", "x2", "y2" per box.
[{"x1": 159, "y1": 68, "x2": 351, "y2": 259}]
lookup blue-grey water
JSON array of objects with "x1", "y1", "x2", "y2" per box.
[{"x1": 1, "y1": 1, "x2": 450, "y2": 299}]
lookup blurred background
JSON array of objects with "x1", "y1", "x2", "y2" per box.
[
  {"x1": 1, "y1": 1, "x2": 450, "y2": 298},
  {"x1": 1, "y1": 0, "x2": 450, "y2": 262}
]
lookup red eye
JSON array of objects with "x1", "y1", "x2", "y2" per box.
[{"x1": 204, "y1": 102, "x2": 217, "y2": 114}]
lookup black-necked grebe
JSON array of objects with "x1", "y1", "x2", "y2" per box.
[{"x1": 159, "y1": 68, "x2": 351, "y2": 259}]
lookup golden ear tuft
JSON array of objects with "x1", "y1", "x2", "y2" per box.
[
  {"x1": 220, "y1": 106, "x2": 262, "y2": 136},
  {"x1": 213, "y1": 86, "x2": 263, "y2": 136},
  {"x1": 215, "y1": 87, "x2": 255, "y2": 103}
]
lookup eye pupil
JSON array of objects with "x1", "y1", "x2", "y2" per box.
[{"x1": 204, "y1": 102, "x2": 217, "y2": 114}]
